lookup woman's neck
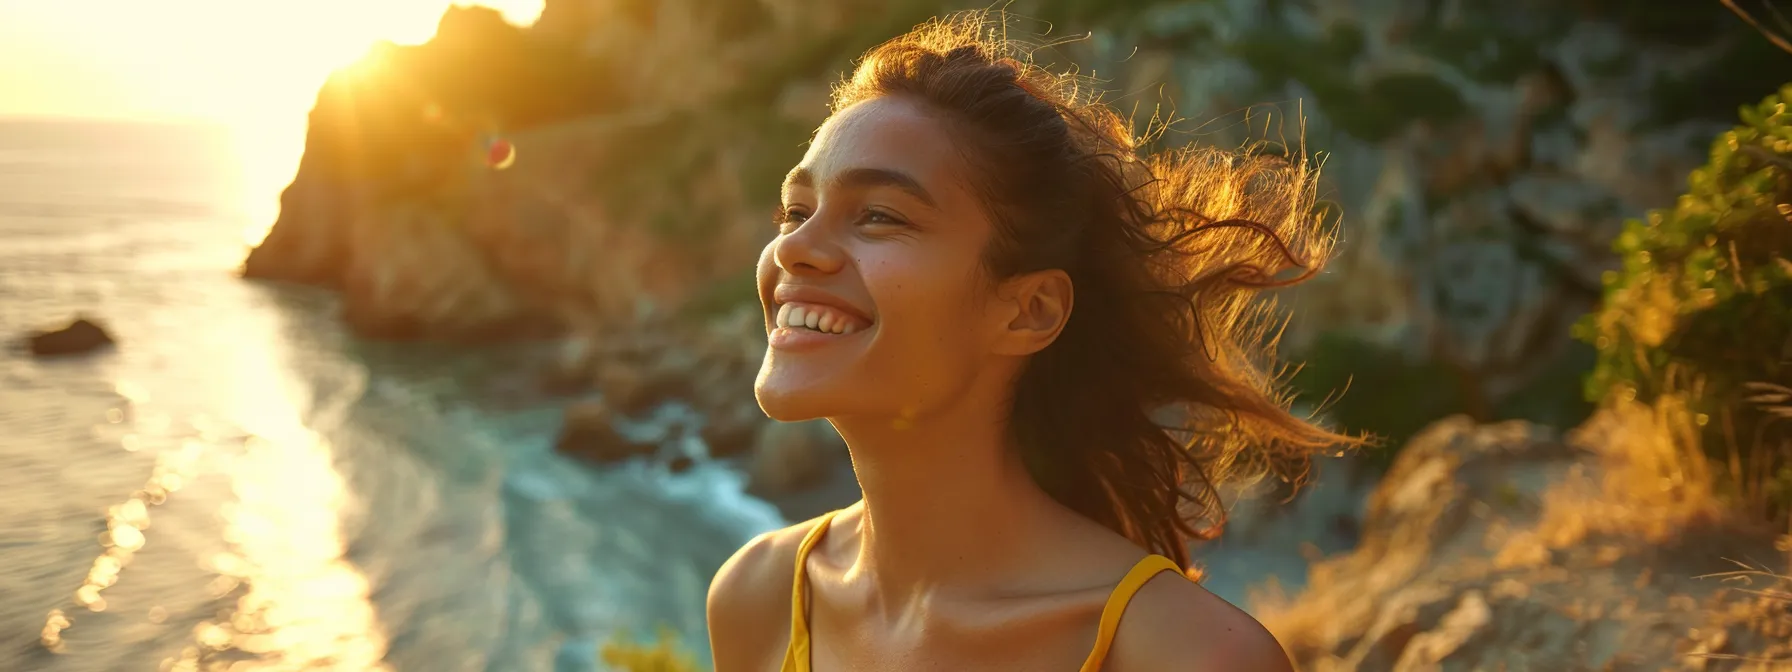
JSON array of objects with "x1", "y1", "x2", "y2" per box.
[{"x1": 828, "y1": 370, "x2": 1074, "y2": 613}]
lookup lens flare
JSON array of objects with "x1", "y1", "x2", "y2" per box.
[{"x1": 485, "y1": 137, "x2": 517, "y2": 170}]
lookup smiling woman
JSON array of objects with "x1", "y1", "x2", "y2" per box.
[{"x1": 710, "y1": 9, "x2": 1359, "y2": 672}]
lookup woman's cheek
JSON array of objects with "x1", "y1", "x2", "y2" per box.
[
  {"x1": 755, "y1": 242, "x2": 778, "y2": 284},
  {"x1": 859, "y1": 245, "x2": 974, "y2": 339}
]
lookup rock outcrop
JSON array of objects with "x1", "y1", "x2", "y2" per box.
[
  {"x1": 555, "y1": 399, "x2": 658, "y2": 463},
  {"x1": 24, "y1": 316, "x2": 115, "y2": 358},
  {"x1": 242, "y1": 0, "x2": 908, "y2": 343},
  {"x1": 1256, "y1": 409, "x2": 1792, "y2": 670},
  {"x1": 1047, "y1": 1, "x2": 1792, "y2": 433},
  {"x1": 241, "y1": 5, "x2": 631, "y2": 341},
  {"x1": 540, "y1": 304, "x2": 853, "y2": 501},
  {"x1": 241, "y1": 0, "x2": 1792, "y2": 511},
  {"x1": 244, "y1": 0, "x2": 1791, "y2": 452}
]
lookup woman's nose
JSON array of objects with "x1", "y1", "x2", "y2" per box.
[{"x1": 771, "y1": 218, "x2": 848, "y2": 276}]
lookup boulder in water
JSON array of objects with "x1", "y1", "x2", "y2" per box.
[
  {"x1": 747, "y1": 419, "x2": 845, "y2": 496},
  {"x1": 593, "y1": 350, "x2": 706, "y2": 416},
  {"x1": 554, "y1": 400, "x2": 655, "y2": 463},
  {"x1": 701, "y1": 403, "x2": 765, "y2": 459},
  {"x1": 25, "y1": 316, "x2": 115, "y2": 358},
  {"x1": 593, "y1": 361, "x2": 654, "y2": 415},
  {"x1": 539, "y1": 336, "x2": 598, "y2": 395}
]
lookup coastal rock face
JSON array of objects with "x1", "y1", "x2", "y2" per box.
[
  {"x1": 531, "y1": 0, "x2": 860, "y2": 109},
  {"x1": 239, "y1": 165, "x2": 354, "y2": 288},
  {"x1": 242, "y1": 0, "x2": 897, "y2": 342},
  {"x1": 244, "y1": 1, "x2": 1785, "y2": 442},
  {"x1": 241, "y1": 0, "x2": 1791, "y2": 507},
  {"x1": 1256, "y1": 410, "x2": 1792, "y2": 670},
  {"x1": 248, "y1": 144, "x2": 560, "y2": 341},
  {"x1": 1049, "y1": 1, "x2": 1788, "y2": 425}
]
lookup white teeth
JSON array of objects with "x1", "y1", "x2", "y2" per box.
[{"x1": 775, "y1": 302, "x2": 866, "y2": 334}]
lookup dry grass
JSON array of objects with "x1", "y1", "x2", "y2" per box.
[
  {"x1": 1516, "y1": 396, "x2": 1730, "y2": 558},
  {"x1": 1689, "y1": 559, "x2": 1792, "y2": 670},
  {"x1": 1499, "y1": 394, "x2": 1792, "y2": 669},
  {"x1": 1250, "y1": 401, "x2": 1788, "y2": 670}
]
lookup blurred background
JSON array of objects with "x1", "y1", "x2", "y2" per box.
[{"x1": 3, "y1": 0, "x2": 1791, "y2": 670}]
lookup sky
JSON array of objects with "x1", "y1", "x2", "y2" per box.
[{"x1": 0, "y1": 0, "x2": 544, "y2": 124}]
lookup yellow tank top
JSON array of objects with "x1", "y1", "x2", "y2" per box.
[{"x1": 779, "y1": 510, "x2": 1185, "y2": 672}]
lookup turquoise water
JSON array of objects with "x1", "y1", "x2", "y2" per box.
[{"x1": 0, "y1": 118, "x2": 783, "y2": 671}]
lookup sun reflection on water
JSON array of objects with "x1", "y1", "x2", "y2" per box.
[
  {"x1": 181, "y1": 431, "x2": 391, "y2": 672},
  {"x1": 166, "y1": 337, "x2": 391, "y2": 670},
  {"x1": 43, "y1": 411, "x2": 203, "y2": 653}
]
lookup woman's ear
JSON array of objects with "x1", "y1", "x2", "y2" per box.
[{"x1": 992, "y1": 269, "x2": 1073, "y2": 356}]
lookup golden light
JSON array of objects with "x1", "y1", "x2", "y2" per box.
[{"x1": 0, "y1": 0, "x2": 544, "y2": 245}]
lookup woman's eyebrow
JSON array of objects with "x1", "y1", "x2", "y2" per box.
[{"x1": 783, "y1": 166, "x2": 939, "y2": 209}]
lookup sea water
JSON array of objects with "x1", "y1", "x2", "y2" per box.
[{"x1": 0, "y1": 118, "x2": 783, "y2": 671}]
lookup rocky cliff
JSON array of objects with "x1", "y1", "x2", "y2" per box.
[
  {"x1": 231, "y1": 3, "x2": 1792, "y2": 668},
  {"x1": 1045, "y1": 0, "x2": 1792, "y2": 438},
  {"x1": 241, "y1": 0, "x2": 919, "y2": 343},
  {"x1": 1255, "y1": 407, "x2": 1791, "y2": 670},
  {"x1": 243, "y1": 0, "x2": 1791, "y2": 449}
]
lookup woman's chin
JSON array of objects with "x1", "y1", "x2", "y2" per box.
[{"x1": 754, "y1": 368, "x2": 851, "y2": 422}]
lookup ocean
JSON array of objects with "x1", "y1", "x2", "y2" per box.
[{"x1": 0, "y1": 118, "x2": 784, "y2": 671}]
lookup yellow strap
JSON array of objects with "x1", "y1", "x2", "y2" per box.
[
  {"x1": 1078, "y1": 554, "x2": 1184, "y2": 672},
  {"x1": 781, "y1": 511, "x2": 840, "y2": 672},
  {"x1": 782, "y1": 521, "x2": 1179, "y2": 672}
]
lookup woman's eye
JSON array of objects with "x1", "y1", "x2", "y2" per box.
[
  {"x1": 776, "y1": 207, "x2": 810, "y2": 230},
  {"x1": 862, "y1": 209, "x2": 904, "y2": 226}
]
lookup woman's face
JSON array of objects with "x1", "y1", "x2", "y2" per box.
[{"x1": 754, "y1": 95, "x2": 1009, "y2": 424}]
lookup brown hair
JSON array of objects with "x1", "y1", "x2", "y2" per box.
[{"x1": 830, "y1": 11, "x2": 1362, "y2": 575}]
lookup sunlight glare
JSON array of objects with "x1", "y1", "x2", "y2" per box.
[
  {"x1": 32, "y1": 0, "x2": 549, "y2": 246},
  {"x1": 187, "y1": 299, "x2": 393, "y2": 669}
]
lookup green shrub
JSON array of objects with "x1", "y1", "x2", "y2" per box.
[{"x1": 1574, "y1": 84, "x2": 1792, "y2": 517}]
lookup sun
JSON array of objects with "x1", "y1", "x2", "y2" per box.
[
  {"x1": 138, "y1": 0, "x2": 548, "y2": 245},
  {"x1": 3, "y1": 1, "x2": 542, "y2": 125},
  {"x1": 2, "y1": 0, "x2": 545, "y2": 246}
]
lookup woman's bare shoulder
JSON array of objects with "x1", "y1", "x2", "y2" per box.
[
  {"x1": 1104, "y1": 571, "x2": 1294, "y2": 672},
  {"x1": 708, "y1": 512, "x2": 831, "y2": 610},
  {"x1": 705, "y1": 512, "x2": 837, "y2": 670}
]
